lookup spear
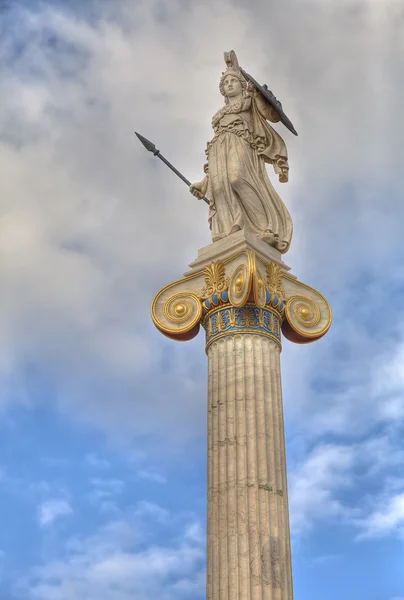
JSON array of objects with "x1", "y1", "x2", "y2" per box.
[{"x1": 135, "y1": 132, "x2": 210, "y2": 205}]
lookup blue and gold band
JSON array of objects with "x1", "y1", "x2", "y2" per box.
[{"x1": 203, "y1": 303, "x2": 282, "y2": 351}]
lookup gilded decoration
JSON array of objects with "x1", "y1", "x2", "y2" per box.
[
  {"x1": 266, "y1": 262, "x2": 284, "y2": 301},
  {"x1": 240, "y1": 306, "x2": 256, "y2": 328},
  {"x1": 253, "y1": 266, "x2": 267, "y2": 308},
  {"x1": 201, "y1": 260, "x2": 229, "y2": 298},
  {"x1": 150, "y1": 248, "x2": 331, "y2": 345},
  {"x1": 283, "y1": 293, "x2": 330, "y2": 342},
  {"x1": 159, "y1": 291, "x2": 202, "y2": 335},
  {"x1": 228, "y1": 307, "x2": 237, "y2": 327},
  {"x1": 216, "y1": 310, "x2": 225, "y2": 332},
  {"x1": 203, "y1": 304, "x2": 281, "y2": 351},
  {"x1": 228, "y1": 263, "x2": 251, "y2": 307}
]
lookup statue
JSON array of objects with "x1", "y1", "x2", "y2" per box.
[{"x1": 190, "y1": 51, "x2": 293, "y2": 254}]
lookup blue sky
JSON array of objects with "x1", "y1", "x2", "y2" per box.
[{"x1": 1, "y1": 0, "x2": 404, "y2": 598}]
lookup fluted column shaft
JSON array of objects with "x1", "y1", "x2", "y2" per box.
[{"x1": 206, "y1": 331, "x2": 293, "y2": 600}]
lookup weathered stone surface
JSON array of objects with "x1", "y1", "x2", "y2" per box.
[{"x1": 207, "y1": 335, "x2": 293, "y2": 600}]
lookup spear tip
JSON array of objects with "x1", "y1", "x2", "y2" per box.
[{"x1": 135, "y1": 131, "x2": 157, "y2": 154}]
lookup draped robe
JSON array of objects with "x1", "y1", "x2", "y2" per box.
[{"x1": 205, "y1": 95, "x2": 293, "y2": 253}]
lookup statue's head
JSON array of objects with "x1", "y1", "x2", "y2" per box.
[
  {"x1": 219, "y1": 50, "x2": 246, "y2": 103},
  {"x1": 219, "y1": 71, "x2": 246, "y2": 101}
]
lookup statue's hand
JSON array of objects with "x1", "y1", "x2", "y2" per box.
[
  {"x1": 247, "y1": 81, "x2": 258, "y2": 97},
  {"x1": 189, "y1": 177, "x2": 208, "y2": 200}
]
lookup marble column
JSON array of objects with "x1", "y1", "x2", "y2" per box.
[
  {"x1": 150, "y1": 231, "x2": 332, "y2": 600},
  {"x1": 205, "y1": 305, "x2": 292, "y2": 600}
]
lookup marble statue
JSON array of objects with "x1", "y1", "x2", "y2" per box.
[{"x1": 190, "y1": 51, "x2": 293, "y2": 254}]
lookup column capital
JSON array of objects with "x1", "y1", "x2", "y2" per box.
[{"x1": 151, "y1": 233, "x2": 331, "y2": 345}]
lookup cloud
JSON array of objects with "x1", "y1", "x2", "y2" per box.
[
  {"x1": 89, "y1": 478, "x2": 125, "y2": 499},
  {"x1": 372, "y1": 342, "x2": 404, "y2": 421},
  {"x1": 136, "y1": 469, "x2": 167, "y2": 484},
  {"x1": 134, "y1": 501, "x2": 170, "y2": 524},
  {"x1": 289, "y1": 443, "x2": 356, "y2": 534},
  {"x1": 354, "y1": 492, "x2": 404, "y2": 540},
  {"x1": 288, "y1": 432, "x2": 404, "y2": 538},
  {"x1": 0, "y1": 0, "x2": 403, "y2": 460},
  {"x1": 310, "y1": 554, "x2": 339, "y2": 566},
  {"x1": 38, "y1": 499, "x2": 73, "y2": 527},
  {"x1": 17, "y1": 503, "x2": 205, "y2": 600},
  {"x1": 84, "y1": 454, "x2": 110, "y2": 470},
  {"x1": 0, "y1": 0, "x2": 215, "y2": 444},
  {"x1": 0, "y1": 0, "x2": 402, "y2": 491},
  {"x1": 86, "y1": 478, "x2": 125, "y2": 516}
]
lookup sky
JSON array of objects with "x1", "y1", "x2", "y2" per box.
[{"x1": 0, "y1": 0, "x2": 404, "y2": 598}]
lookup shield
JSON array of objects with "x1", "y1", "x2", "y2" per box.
[{"x1": 239, "y1": 66, "x2": 298, "y2": 136}]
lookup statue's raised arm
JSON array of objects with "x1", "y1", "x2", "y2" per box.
[
  {"x1": 190, "y1": 50, "x2": 294, "y2": 254},
  {"x1": 246, "y1": 80, "x2": 280, "y2": 123}
]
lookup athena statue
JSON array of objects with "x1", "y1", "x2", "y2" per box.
[{"x1": 190, "y1": 51, "x2": 293, "y2": 254}]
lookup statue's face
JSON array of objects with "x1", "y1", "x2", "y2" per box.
[{"x1": 223, "y1": 74, "x2": 243, "y2": 98}]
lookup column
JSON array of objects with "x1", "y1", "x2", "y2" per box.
[
  {"x1": 150, "y1": 242, "x2": 332, "y2": 600},
  {"x1": 205, "y1": 304, "x2": 293, "y2": 600}
]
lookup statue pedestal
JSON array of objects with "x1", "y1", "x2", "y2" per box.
[
  {"x1": 151, "y1": 231, "x2": 331, "y2": 599},
  {"x1": 185, "y1": 229, "x2": 291, "y2": 276}
]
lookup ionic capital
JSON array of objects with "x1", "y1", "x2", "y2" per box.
[{"x1": 151, "y1": 247, "x2": 331, "y2": 347}]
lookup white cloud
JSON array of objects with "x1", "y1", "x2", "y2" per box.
[
  {"x1": 89, "y1": 478, "x2": 125, "y2": 497},
  {"x1": 354, "y1": 492, "x2": 404, "y2": 540},
  {"x1": 289, "y1": 443, "x2": 355, "y2": 534},
  {"x1": 0, "y1": 0, "x2": 402, "y2": 455},
  {"x1": 134, "y1": 501, "x2": 170, "y2": 524},
  {"x1": 38, "y1": 499, "x2": 73, "y2": 527},
  {"x1": 136, "y1": 469, "x2": 167, "y2": 484},
  {"x1": 86, "y1": 478, "x2": 125, "y2": 516},
  {"x1": 84, "y1": 454, "x2": 110, "y2": 470},
  {"x1": 310, "y1": 554, "x2": 339, "y2": 566},
  {"x1": 372, "y1": 342, "x2": 404, "y2": 421},
  {"x1": 183, "y1": 522, "x2": 204, "y2": 545},
  {"x1": 18, "y1": 503, "x2": 205, "y2": 600},
  {"x1": 0, "y1": 0, "x2": 215, "y2": 444},
  {"x1": 87, "y1": 478, "x2": 125, "y2": 509},
  {"x1": 288, "y1": 433, "x2": 404, "y2": 539}
]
